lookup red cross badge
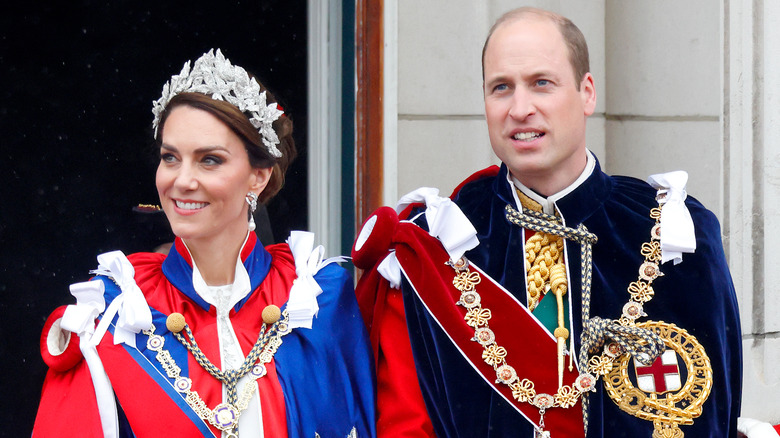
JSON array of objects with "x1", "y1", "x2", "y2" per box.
[
  {"x1": 604, "y1": 320, "x2": 712, "y2": 436},
  {"x1": 634, "y1": 349, "x2": 682, "y2": 394}
]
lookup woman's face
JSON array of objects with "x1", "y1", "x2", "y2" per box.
[{"x1": 156, "y1": 105, "x2": 272, "y2": 245}]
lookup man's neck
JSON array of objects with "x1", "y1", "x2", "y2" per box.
[{"x1": 511, "y1": 151, "x2": 596, "y2": 215}]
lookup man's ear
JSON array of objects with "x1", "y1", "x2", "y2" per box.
[{"x1": 580, "y1": 72, "x2": 597, "y2": 116}]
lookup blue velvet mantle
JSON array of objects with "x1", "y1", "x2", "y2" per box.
[{"x1": 401, "y1": 162, "x2": 742, "y2": 438}]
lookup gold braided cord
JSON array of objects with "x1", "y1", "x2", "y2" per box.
[
  {"x1": 515, "y1": 191, "x2": 572, "y2": 393},
  {"x1": 525, "y1": 232, "x2": 565, "y2": 311},
  {"x1": 517, "y1": 189, "x2": 568, "y2": 312},
  {"x1": 549, "y1": 263, "x2": 568, "y2": 301}
]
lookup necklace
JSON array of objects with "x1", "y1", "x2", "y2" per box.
[
  {"x1": 144, "y1": 306, "x2": 291, "y2": 438},
  {"x1": 445, "y1": 203, "x2": 668, "y2": 436}
]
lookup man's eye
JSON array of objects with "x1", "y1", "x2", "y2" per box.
[
  {"x1": 493, "y1": 83, "x2": 508, "y2": 92},
  {"x1": 536, "y1": 79, "x2": 551, "y2": 87}
]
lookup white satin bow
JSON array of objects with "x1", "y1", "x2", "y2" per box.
[
  {"x1": 286, "y1": 231, "x2": 346, "y2": 329},
  {"x1": 396, "y1": 187, "x2": 479, "y2": 261},
  {"x1": 647, "y1": 171, "x2": 697, "y2": 265},
  {"x1": 61, "y1": 280, "x2": 106, "y2": 336},
  {"x1": 377, "y1": 251, "x2": 403, "y2": 289},
  {"x1": 374, "y1": 188, "x2": 480, "y2": 288},
  {"x1": 60, "y1": 279, "x2": 119, "y2": 438},
  {"x1": 89, "y1": 250, "x2": 153, "y2": 347}
]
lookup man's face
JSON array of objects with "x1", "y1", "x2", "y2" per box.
[{"x1": 483, "y1": 16, "x2": 596, "y2": 196}]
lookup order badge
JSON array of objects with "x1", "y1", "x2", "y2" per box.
[{"x1": 603, "y1": 320, "x2": 713, "y2": 438}]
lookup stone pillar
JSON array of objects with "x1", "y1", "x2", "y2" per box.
[
  {"x1": 603, "y1": 0, "x2": 722, "y2": 214},
  {"x1": 725, "y1": 0, "x2": 780, "y2": 422}
]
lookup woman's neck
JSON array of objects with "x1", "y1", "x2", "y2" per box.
[{"x1": 183, "y1": 229, "x2": 249, "y2": 286}]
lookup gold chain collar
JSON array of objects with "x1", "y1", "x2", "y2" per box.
[
  {"x1": 143, "y1": 307, "x2": 292, "y2": 437},
  {"x1": 446, "y1": 204, "x2": 667, "y2": 436}
]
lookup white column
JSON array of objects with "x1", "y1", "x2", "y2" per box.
[
  {"x1": 308, "y1": 0, "x2": 342, "y2": 255},
  {"x1": 383, "y1": 0, "x2": 399, "y2": 206},
  {"x1": 726, "y1": 0, "x2": 780, "y2": 422}
]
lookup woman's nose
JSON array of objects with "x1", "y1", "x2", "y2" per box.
[{"x1": 173, "y1": 164, "x2": 199, "y2": 191}]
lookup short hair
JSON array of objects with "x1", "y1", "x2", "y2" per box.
[
  {"x1": 155, "y1": 91, "x2": 296, "y2": 204},
  {"x1": 481, "y1": 7, "x2": 590, "y2": 89}
]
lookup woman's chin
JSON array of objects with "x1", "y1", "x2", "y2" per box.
[
  {"x1": 168, "y1": 221, "x2": 248, "y2": 245},
  {"x1": 167, "y1": 224, "x2": 204, "y2": 241}
]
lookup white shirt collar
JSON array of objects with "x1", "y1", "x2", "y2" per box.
[{"x1": 510, "y1": 150, "x2": 596, "y2": 215}]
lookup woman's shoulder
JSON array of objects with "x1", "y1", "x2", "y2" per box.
[
  {"x1": 127, "y1": 251, "x2": 167, "y2": 269},
  {"x1": 127, "y1": 251, "x2": 168, "y2": 288},
  {"x1": 76, "y1": 251, "x2": 168, "y2": 307},
  {"x1": 265, "y1": 242, "x2": 295, "y2": 266}
]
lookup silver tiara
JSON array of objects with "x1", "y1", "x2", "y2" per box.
[{"x1": 151, "y1": 49, "x2": 284, "y2": 158}]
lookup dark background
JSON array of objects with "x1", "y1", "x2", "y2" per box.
[{"x1": 0, "y1": 1, "x2": 308, "y2": 435}]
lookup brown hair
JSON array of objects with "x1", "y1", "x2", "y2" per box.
[
  {"x1": 155, "y1": 90, "x2": 296, "y2": 204},
  {"x1": 481, "y1": 7, "x2": 590, "y2": 90}
]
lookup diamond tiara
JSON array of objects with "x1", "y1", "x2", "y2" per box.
[{"x1": 151, "y1": 49, "x2": 284, "y2": 158}]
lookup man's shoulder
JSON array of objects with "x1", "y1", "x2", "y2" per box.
[
  {"x1": 609, "y1": 173, "x2": 714, "y2": 214},
  {"x1": 607, "y1": 173, "x2": 721, "y2": 241},
  {"x1": 609, "y1": 173, "x2": 657, "y2": 199},
  {"x1": 450, "y1": 165, "x2": 502, "y2": 200}
]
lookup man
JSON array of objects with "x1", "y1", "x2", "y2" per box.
[{"x1": 353, "y1": 7, "x2": 741, "y2": 438}]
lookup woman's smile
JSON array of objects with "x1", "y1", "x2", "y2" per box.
[{"x1": 156, "y1": 105, "x2": 270, "y2": 246}]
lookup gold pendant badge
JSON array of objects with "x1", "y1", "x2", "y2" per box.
[{"x1": 603, "y1": 321, "x2": 713, "y2": 437}]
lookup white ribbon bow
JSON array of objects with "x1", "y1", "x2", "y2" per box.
[
  {"x1": 377, "y1": 251, "x2": 403, "y2": 289},
  {"x1": 396, "y1": 187, "x2": 479, "y2": 261},
  {"x1": 60, "y1": 280, "x2": 119, "y2": 438},
  {"x1": 89, "y1": 250, "x2": 153, "y2": 347},
  {"x1": 61, "y1": 281, "x2": 106, "y2": 336},
  {"x1": 647, "y1": 171, "x2": 697, "y2": 265},
  {"x1": 373, "y1": 188, "x2": 480, "y2": 288},
  {"x1": 286, "y1": 231, "x2": 346, "y2": 329}
]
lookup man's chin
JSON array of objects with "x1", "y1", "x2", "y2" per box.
[{"x1": 505, "y1": 162, "x2": 549, "y2": 180}]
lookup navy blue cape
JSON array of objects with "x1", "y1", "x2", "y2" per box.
[{"x1": 401, "y1": 162, "x2": 741, "y2": 438}]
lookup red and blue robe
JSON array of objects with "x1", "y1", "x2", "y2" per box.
[{"x1": 35, "y1": 232, "x2": 376, "y2": 437}]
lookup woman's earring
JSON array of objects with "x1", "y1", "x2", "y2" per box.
[{"x1": 246, "y1": 192, "x2": 259, "y2": 231}]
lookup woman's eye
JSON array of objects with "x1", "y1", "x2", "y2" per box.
[
  {"x1": 203, "y1": 155, "x2": 223, "y2": 166},
  {"x1": 160, "y1": 152, "x2": 177, "y2": 163}
]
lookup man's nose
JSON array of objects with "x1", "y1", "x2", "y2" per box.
[{"x1": 508, "y1": 88, "x2": 536, "y2": 120}]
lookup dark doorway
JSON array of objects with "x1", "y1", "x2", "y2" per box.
[{"x1": 0, "y1": 1, "x2": 308, "y2": 434}]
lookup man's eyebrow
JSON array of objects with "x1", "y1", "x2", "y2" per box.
[
  {"x1": 527, "y1": 70, "x2": 559, "y2": 80},
  {"x1": 485, "y1": 74, "x2": 510, "y2": 88}
]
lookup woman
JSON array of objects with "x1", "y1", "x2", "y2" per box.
[{"x1": 33, "y1": 49, "x2": 375, "y2": 438}]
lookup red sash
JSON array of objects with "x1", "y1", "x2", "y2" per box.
[{"x1": 392, "y1": 221, "x2": 585, "y2": 436}]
